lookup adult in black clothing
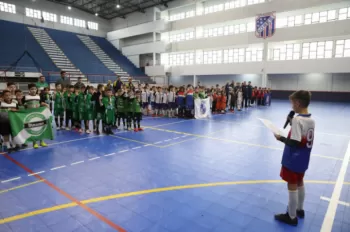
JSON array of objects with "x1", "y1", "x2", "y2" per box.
[
  {"x1": 242, "y1": 81, "x2": 248, "y2": 108},
  {"x1": 92, "y1": 84, "x2": 104, "y2": 134},
  {"x1": 56, "y1": 71, "x2": 71, "y2": 88},
  {"x1": 225, "y1": 82, "x2": 230, "y2": 105},
  {"x1": 247, "y1": 81, "x2": 253, "y2": 107}
]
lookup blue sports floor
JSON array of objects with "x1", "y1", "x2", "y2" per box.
[{"x1": 0, "y1": 100, "x2": 349, "y2": 232}]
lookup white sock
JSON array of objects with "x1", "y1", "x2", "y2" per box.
[
  {"x1": 288, "y1": 190, "x2": 298, "y2": 219},
  {"x1": 298, "y1": 186, "x2": 305, "y2": 210}
]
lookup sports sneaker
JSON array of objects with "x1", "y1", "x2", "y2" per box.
[
  {"x1": 86, "y1": 130, "x2": 91, "y2": 134},
  {"x1": 274, "y1": 213, "x2": 298, "y2": 226},
  {"x1": 297, "y1": 210, "x2": 305, "y2": 219},
  {"x1": 138, "y1": 128, "x2": 143, "y2": 131},
  {"x1": 61, "y1": 126, "x2": 65, "y2": 130},
  {"x1": 40, "y1": 141, "x2": 48, "y2": 147},
  {"x1": 128, "y1": 127, "x2": 132, "y2": 131},
  {"x1": 79, "y1": 129, "x2": 84, "y2": 133},
  {"x1": 134, "y1": 128, "x2": 138, "y2": 132},
  {"x1": 66, "y1": 127, "x2": 71, "y2": 131},
  {"x1": 33, "y1": 143, "x2": 39, "y2": 149}
]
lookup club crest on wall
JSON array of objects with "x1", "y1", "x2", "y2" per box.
[{"x1": 256, "y1": 12, "x2": 276, "y2": 39}]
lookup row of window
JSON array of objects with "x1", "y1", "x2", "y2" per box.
[
  {"x1": 0, "y1": 1, "x2": 15, "y2": 13},
  {"x1": 162, "y1": 38, "x2": 350, "y2": 66},
  {"x1": 166, "y1": 6, "x2": 350, "y2": 44},
  {"x1": 25, "y1": 8, "x2": 98, "y2": 30},
  {"x1": 169, "y1": 10, "x2": 195, "y2": 21},
  {"x1": 271, "y1": 39, "x2": 350, "y2": 60},
  {"x1": 277, "y1": 7, "x2": 350, "y2": 28},
  {"x1": 0, "y1": 2, "x2": 99, "y2": 31},
  {"x1": 163, "y1": 47, "x2": 264, "y2": 66},
  {"x1": 169, "y1": 31, "x2": 194, "y2": 42},
  {"x1": 204, "y1": 0, "x2": 265, "y2": 14}
]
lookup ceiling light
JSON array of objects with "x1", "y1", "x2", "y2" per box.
[
  {"x1": 68, "y1": 6, "x2": 71, "y2": 10},
  {"x1": 95, "y1": 13, "x2": 98, "y2": 16},
  {"x1": 116, "y1": 4, "x2": 120, "y2": 8}
]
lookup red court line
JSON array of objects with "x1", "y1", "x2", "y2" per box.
[{"x1": 1, "y1": 152, "x2": 126, "y2": 232}]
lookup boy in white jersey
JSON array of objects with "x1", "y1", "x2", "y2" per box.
[
  {"x1": 167, "y1": 86, "x2": 176, "y2": 117},
  {"x1": 141, "y1": 87, "x2": 148, "y2": 116},
  {"x1": 25, "y1": 84, "x2": 48, "y2": 149},
  {"x1": 149, "y1": 87, "x2": 155, "y2": 116},
  {"x1": 0, "y1": 90, "x2": 17, "y2": 152},
  {"x1": 162, "y1": 88, "x2": 168, "y2": 117},
  {"x1": 274, "y1": 90, "x2": 315, "y2": 226},
  {"x1": 154, "y1": 87, "x2": 162, "y2": 116}
]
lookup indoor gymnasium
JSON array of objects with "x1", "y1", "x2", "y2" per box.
[{"x1": 0, "y1": 0, "x2": 349, "y2": 232}]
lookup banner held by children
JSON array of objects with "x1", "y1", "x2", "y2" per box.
[
  {"x1": 194, "y1": 98, "x2": 211, "y2": 119},
  {"x1": 9, "y1": 107, "x2": 54, "y2": 144}
]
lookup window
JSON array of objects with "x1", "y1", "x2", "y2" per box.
[
  {"x1": 61, "y1": 16, "x2": 73, "y2": 25},
  {"x1": 74, "y1": 18, "x2": 85, "y2": 28},
  {"x1": 311, "y1": 12, "x2": 320, "y2": 23},
  {"x1": 88, "y1": 21, "x2": 98, "y2": 30},
  {"x1": 246, "y1": 47, "x2": 263, "y2": 62},
  {"x1": 0, "y1": 1, "x2": 16, "y2": 14},
  {"x1": 272, "y1": 43, "x2": 300, "y2": 60},
  {"x1": 304, "y1": 14, "x2": 312, "y2": 24},
  {"x1": 335, "y1": 39, "x2": 350, "y2": 57},
  {"x1": 247, "y1": 22, "x2": 255, "y2": 32},
  {"x1": 276, "y1": 18, "x2": 287, "y2": 28},
  {"x1": 302, "y1": 40, "x2": 333, "y2": 59},
  {"x1": 327, "y1": 10, "x2": 336, "y2": 21},
  {"x1": 42, "y1": 11, "x2": 57, "y2": 22},
  {"x1": 295, "y1": 15, "x2": 302, "y2": 25},
  {"x1": 288, "y1": 16, "x2": 295, "y2": 27},
  {"x1": 185, "y1": 10, "x2": 195, "y2": 18},
  {"x1": 26, "y1": 8, "x2": 41, "y2": 19},
  {"x1": 338, "y1": 8, "x2": 348, "y2": 20}
]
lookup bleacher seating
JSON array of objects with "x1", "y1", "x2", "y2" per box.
[
  {"x1": 0, "y1": 20, "x2": 58, "y2": 72},
  {"x1": 90, "y1": 36, "x2": 146, "y2": 78},
  {"x1": 0, "y1": 20, "x2": 151, "y2": 84}
]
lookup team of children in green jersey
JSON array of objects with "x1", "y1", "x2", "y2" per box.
[{"x1": 46, "y1": 83, "x2": 143, "y2": 135}]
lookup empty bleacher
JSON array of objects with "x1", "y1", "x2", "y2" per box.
[
  {"x1": 0, "y1": 20, "x2": 58, "y2": 73},
  {"x1": 0, "y1": 20, "x2": 151, "y2": 84}
]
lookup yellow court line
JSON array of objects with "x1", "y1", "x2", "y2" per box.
[
  {"x1": 1, "y1": 179, "x2": 349, "y2": 225},
  {"x1": 0, "y1": 180, "x2": 44, "y2": 194},
  {"x1": 109, "y1": 135, "x2": 163, "y2": 148},
  {"x1": 145, "y1": 126, "x2": 344, "y2": 161}
]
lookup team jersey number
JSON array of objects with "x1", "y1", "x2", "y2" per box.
[{"x1": 306, "y1": 128, "x2": 314, "y2": 148}]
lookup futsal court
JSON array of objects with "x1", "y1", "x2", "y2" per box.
[{"x1": 0, "y1": 100, "x2": 349, "y2": 232}]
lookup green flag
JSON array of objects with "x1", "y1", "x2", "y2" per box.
[{"x1": 9, "y1": 107, "x2": 54, "y2": 144}]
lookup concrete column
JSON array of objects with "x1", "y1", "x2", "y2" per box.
[{"x1": 193, "y1": 75, "x2": 197, "y2": 87}]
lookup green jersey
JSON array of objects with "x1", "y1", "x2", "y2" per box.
[
  {"x1": 199, "y1": 91, "x2": 207, "y2": 99},
  {"x1": 131, "y1": 98, "x2": 142, "y2": 113},
  {"x1": 54, "y1": 92, "x2": 64, "y2": 111},
  {"x1": 36, "y1": 82, "x2": 49, "y2": 90},
  {"x1": 71, "y1": 93, "x2": 79, "y2": 120},
  {"x1": 77, "y1": 93, "x2": 85, "y2": 113},
  {"x1": 116, "y1": 96, "x2": 125, "y2": 113},
  {"x1": 102, "y1": 96, "x2": 116, "y2": 124}
]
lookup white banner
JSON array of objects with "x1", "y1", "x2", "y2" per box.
[{"x1": 194, "y1": 98, "x2": 211, "y2": 119}]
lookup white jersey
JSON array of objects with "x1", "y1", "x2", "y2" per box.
[
  {"x1": 24, "y1": 95, "x2": 41, "y2": 109},
  {"x1": 168, "y1": 91, "x2": 175, "y2": 103},
  {"x1": 141, "y1": 91, "x2": 147, "y2": 103},
  {"x1": 237, "y1": 92, "x2": 243, "y2": 101},
  {"x1": 162, "y1": 93, "x2": 168, "y2": 104},
  {"x1": 155, "y1": 92, "x2": 162, "y2": 104},
  {"x1": 149, "y1": 90, "x2": 155, "y2": 102}
]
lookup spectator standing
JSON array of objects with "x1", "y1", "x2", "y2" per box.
[
  {"x1": 36, "y1": 75, "x2": 49, "y2": 92},
  {"x1": 56, "y1": 71, "x2": 71, "y2": 88},
  {"x1": 242, "y1": 81, "x2": 248, "y2": 108},
  {"x1": 126, "y1": 77, "x2": 135, "y2": 91},
  {"x1": 247, "y1": 81, "x2": 253, "y2": 107},
  {"x1": 113, "y1": 76, "x2": 123, "y2": 93},
  {"x1": 225, "y1": 82, "x2": 230, "y2": 105},
  {"x1": 74, "y1": 77, "x2": 85, "y2": 89}
]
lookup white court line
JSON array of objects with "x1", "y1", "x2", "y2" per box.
[
  {"x1": 143, "y1": 144, "x2": 151, "y2": 147},
  {"x1": 104, "y1": 153, "x2": 115, "y2": 157},
  {"x1": 71, "y1": 161, "x2": 84, "y2": 165},
  {"x1": 173, "y1": 137, "x2": 180, "y2": 140},
  {"x1": 154, "y1": 141, "x2": 163, "y2": 144},
  {"x1": 152, "y1": 120, "x2": 189, "y2": 128},
  {"x1": 1, "y1": 177, "x2": 21, "y2": 183},
  {"x1": 88, "y1": 157, "x2": 100, "y2": 161},
  {"x1": 320, "y1": 196, "x2": 350, "y2": 207},
  {"x1": 50, "y1": 165, "x2": 66, "y2": 171},
  {"x1": 28, "y1": 171, "x2": 45, "y2": 176},
  {"x1": 320, "y1": 140, "x2": 350, "y2": 232},
  {"x1": 132, "y1": 147, "x2": 141, "y2": 150},
  {"x1": 118, "y1": 150, "x2": 128, "y2": 153},
  {"x1": 164, "y1": 139, "x2": 172, "y2": 142},
  {"x1": 181, "y1": 135, "x2": 187, "y2": 138}
]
